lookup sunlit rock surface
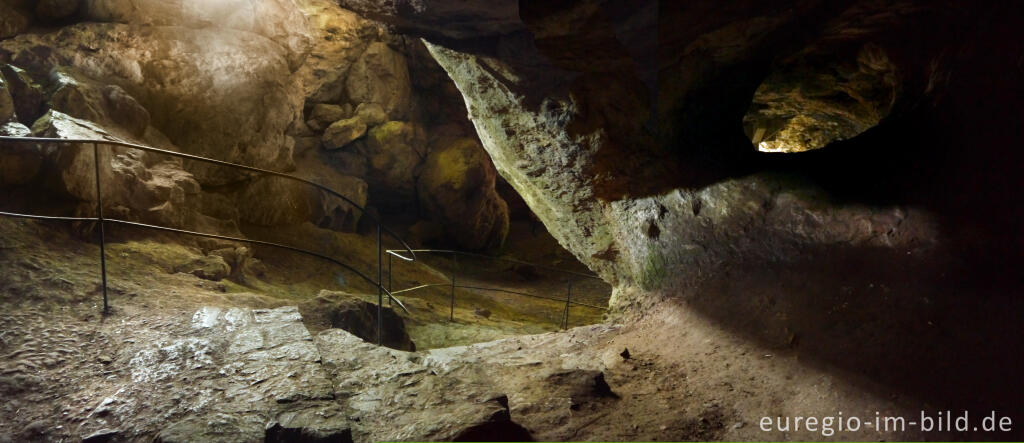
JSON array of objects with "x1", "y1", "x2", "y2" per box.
[
  {"x1": 48, "y1": 305, "x2": 627, "y2": 441},
  {"x1": 0, "y1": 17, "x2": 305, "y2": 185},
  {"x1": 745, "y1": 43, "x2": 899, "y2": 153}
]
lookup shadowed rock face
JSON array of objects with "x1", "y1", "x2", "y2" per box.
[
  {"x1": 338, "y1": 0, "x2": 1024, "y2": 295},
  {"x1": 335, "y1": 0, "x2": 1024, "y2": 413}
]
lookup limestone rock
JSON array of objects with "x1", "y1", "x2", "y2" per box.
[
  {"x1": 110, "y1": 149, "x2": 201, "y2": 228},
  {"x1": 198, "y1": 192, "x2": 239, "y2": 223},
  {"x1": 360, "y1": 121, "x2": 422, "y2": 209},
  {"x1": 294, "y1": 3, "x2": 377, "y2": 104},
  {"x1": 149, "y1": 306, "x2": 335, "y2": 441},
  {"x1": 0, "y1": 22, "x2": 303, "y2": 186},
  {"x1": 236, "y1": 175, "x2": 322, "y2": 227},
  {"x1": 0, "y1": 2, "x2": 30, "y2": 39},
  {"x1": 30, "y1": 110, "x2": 117, "y2": 202},
  {"x1": 0, "y1": 121, "x2": 41, "y2": 185},
  {"x1": 293, "y1": 148, "x2": 367, "y2": 232},
  {"x1": 35, "y1": 0, "x2": 81, "y2": 22},
  {"x1": 208, "y1": 246, "x2": 265, "y2": 282},
  {"x1": 306, "y1": 103, "x2": 349, "y2": 132},
  {"x1": 48, "y1": 67, "x2": 150, "y2": 137},
  {"x1": 156, "y1": 412, "x2": 264, "y2": 443},
  {"x1": 300, "y1": 290, "x2": 415, "y2": 351},
  {"x1": 173, "y1": 255, "x2": 230, "y2": 281},
  {"x1": 292, "y1": 136, "x2": 320, "y2": 155},
  {"x1": 744, "y1": 43, "x2": 899, "y2": 153},
  {"x1": 82, "y1": 0, "x2": 311, "y2": 62},
  {"x1": 321, "y1": 117, "x2": 366, "y2": 150},
  {"x1": 0, "y1": 70, "x2": 14, "y2": 123},
  {"x1": 417, "y1": 137, "x2": 509, "y2": 251},
  {"x1": 314, "y1": 329, "x2": 534, "y2": 442},
  {"x1": 354, "y1": 102, "x2": 387, "y2": 126},
  {"x1": 265, "y1": 405, "x2": 353, "y2": 443},
  {"x1": 0, "y1": 64, "x2": 45, "y2": 124},
  {"x1": 345, "y1": 42, "x2": 412, "y2": 120}
]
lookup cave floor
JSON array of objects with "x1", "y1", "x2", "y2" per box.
[
  {"x1": 0, "y1": 219, "x2": 959, "y2": 441},
  {"x1": 0, "y1": 285, "x2": 946, "y2": 442}
]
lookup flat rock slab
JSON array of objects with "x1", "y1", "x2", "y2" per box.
[
  {"x1": 69, "y1": 306, "x2": 619, "y2": 442},
  {"x1": 117, "y1": 306, "x2": 338, "y2": 442}
]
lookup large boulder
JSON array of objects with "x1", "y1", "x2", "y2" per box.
[
  {"x1": 173, "y1": 254, "x2": 231, "y2": 281},
  {"x1": 353, "y1": 102, "x2": 387, "y2": 126},
  {"x1": 345, "y1": 42, "x2": 412, "y2": 120},
  {"x1": 296, "y1": 4, "x2": 379, "y2": 104},
  {"x1": 29, "y1": 109, "x2": 201, "y2": 226},
  {"x1": 0, "y1": 121, "x2": 42, "y2": 185},
  {"x1": 321, "y1": 117, "x2": 366, "y2": 150},
  {"x1": 30, "y1": 110, "x2": 116, "y2": 202},
  {"x1": 0, "y1": 64, "x2": 45, "y2": 125},
  {"x1": 306, "y1": 103, "x2": 350, "y2": 132},
  {"x1": 48, "y1": 67, "x2": 150, "y2": 137},
  {"x1": 358, "y1": 120, "x2": 422, "y2": 209},
  {"x1": 110, "y1": 149, "x2": 201, "y2": 228},
  {"x1": 417, "y1": 137, "x2": 509, "y2": 251}
]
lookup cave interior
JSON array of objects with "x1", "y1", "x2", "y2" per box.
[{"x1": 0, "y1": 0, "x2": 1022, "y2": 441}]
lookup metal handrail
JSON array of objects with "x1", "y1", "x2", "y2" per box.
[
  {"x1": 385, "y1": 248, "x2": 609, "y2": 330},
  {"x1": 0, "y1": 136, "x2": 418, "y2": 261},
  {"x1": 0, "y1": 135, "x2": 416, "y2": 345},
  {"x1": 388, "y1": 249, "x2": 603, "y2": 280}
]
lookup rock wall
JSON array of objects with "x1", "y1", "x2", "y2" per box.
[
  {"x1": 343, "y1": 0, "x2": 1023, "y2": 313},
  {"x1": 0, "y1": 0, "x2": 511, "y2": 250},
  {"x1": 286, "y1": 0, "x2": 511, "y2": 248}
]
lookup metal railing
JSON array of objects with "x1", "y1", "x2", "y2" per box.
[
  {"x1": 0, "y1": 135, "x2": 416, "y2": 345},
  {"x1": 386, "y1": 249, "x2": 608, "y2": 329}
]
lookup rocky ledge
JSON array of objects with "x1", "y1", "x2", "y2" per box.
[{"x1": 53, "y1": 306, "x2": 620, "y2": 442}]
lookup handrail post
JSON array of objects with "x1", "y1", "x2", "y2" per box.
[
  {"x1": 93, "y1": 142, "x2": 109, "y2": 315},
  {"x1": 376, "y1": 224, "x2": 383, "y2": 346},
  {"x1": 562, "y1": 279, "x2": 572, "y2": 329},
  {"x1": 449, "y1": 251, "x2": 457, "y2": 321},
  {"x1": 388, "y1": 251, "x2": 393, "y2": 307}
]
